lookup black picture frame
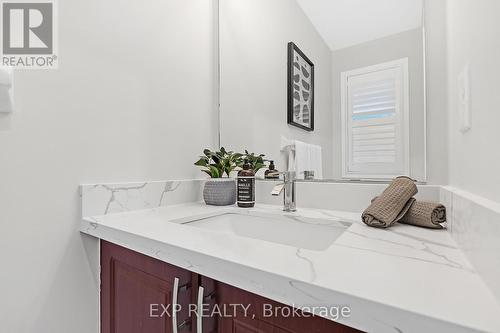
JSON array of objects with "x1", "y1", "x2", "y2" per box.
[{"x1": 287, "y1": 42, "x2": 314, "y2": 131}]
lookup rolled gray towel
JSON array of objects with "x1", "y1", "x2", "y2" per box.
[
  {"x1": 370, "y1": 197, "x2": 447, "y2": 229},
  {"x1": 400, "y1": 201, "x2": 446, "y2": 229},
  {"x1": 362, "y1": 176, "x2": 418, "y2": 228}
]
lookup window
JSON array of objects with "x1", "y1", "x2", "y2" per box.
[{"x1": 341, "y1": 58, "x2": 410, "y2": 179}]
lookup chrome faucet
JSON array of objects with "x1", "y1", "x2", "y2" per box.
[{"x1": 270, "y1": 171, "x2": 297, "y2": 212}]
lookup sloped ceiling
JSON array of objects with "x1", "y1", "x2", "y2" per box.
[{"x1": 296, "y1": 0, "x2": 423, "y2": 50}]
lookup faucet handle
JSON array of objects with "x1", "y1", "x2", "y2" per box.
[{"x1": 271, "y1": 183, "x2": 285, "y2": 196}]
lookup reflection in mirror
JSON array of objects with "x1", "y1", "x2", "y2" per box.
[{"x1": 219, "y1": 0, "x2": 426, "y2": 182}]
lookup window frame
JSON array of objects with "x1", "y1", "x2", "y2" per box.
[{"x1": 340, "y1": 58, "x2": 410, "y2": 180}]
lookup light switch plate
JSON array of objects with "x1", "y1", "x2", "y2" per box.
[
  {"x1": 458, "y1": 64, "x2": 471, "y2": 133},
  {"x1": 0, "y1": 66, "x2": 13, "y2": 113}
]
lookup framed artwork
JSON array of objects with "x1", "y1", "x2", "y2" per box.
[{"x1": 287, "y1": 42, "x2": 314, "y2": 131}]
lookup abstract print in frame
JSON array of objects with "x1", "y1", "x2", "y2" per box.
[{"x1": 287, "y1": 42, "x2": 314, "y2": 131}]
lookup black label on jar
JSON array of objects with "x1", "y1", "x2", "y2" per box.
[{"x1": 237, "y1": 176, "x2": 255, "y2": 203}]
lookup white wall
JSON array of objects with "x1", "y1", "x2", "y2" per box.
[
  {"x1": 331, "y1": 29, "x2": 426, "y2": 180},
  {"x1": 445, "y1": 0, "x2": 500, "y2": 203},
  {"x1": 423, "y1": 0, "x2": 449, "y2": 185},
  {"x1": 0, "y1": 0, "x2": 218, "y2": 332},
  {"x1": 219, "y1": 0, "x2": 333, "y2": 178}
]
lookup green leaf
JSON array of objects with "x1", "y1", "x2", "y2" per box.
[
  {"x1": 232, "y1": 153, "x2": 243, "y2": 160},
  {"x1": 194, "y1": 157, "x2": 208, "y2": 167},
  {"x1": 209, "y1": 165, "x2": 220, "y2": 178},
  {"x1": 201, "y1": 169, "x2": 213, "y2": 177},
  {"x1": 254, "y1": 162, "x2": 266, "y2": 170}
]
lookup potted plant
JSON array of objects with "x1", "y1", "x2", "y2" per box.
[
  {"x1": 194, "y1": 147, "x2": 242, "y2": 206},
  {"x1": 238, "y1": 150, "x2": 268, "y2": 175}
]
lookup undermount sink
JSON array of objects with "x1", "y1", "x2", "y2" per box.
[{"x1": 181, "y1": 212, "x2": 351, "y2": 251}]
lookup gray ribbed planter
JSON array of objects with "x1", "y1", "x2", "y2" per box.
[{"x1": 203, "y1": 178, "x2": 236, "y2": 206}]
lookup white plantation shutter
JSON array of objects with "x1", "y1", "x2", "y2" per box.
[{"x1": 341, "y1": 59, "x2": 409, "y2": 179}]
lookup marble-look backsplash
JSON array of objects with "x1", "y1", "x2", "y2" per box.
[
  {"x1": 256, "y1": 180, "x2": 441, "y2": 212},
  {"x1": 81, "y1": 179, "x2": 442, "y2": 217},
  {"x1": 80, "y1": 179, "x2": 205, "y2": 217},
  {"x1": 440, "y1": 186, "x2": 500, "y2": 304}
]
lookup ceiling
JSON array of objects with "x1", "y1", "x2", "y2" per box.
[{"x1": 296, "y1": 0, "x2": 423, "y2": 51}]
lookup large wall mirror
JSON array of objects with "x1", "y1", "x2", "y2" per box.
[{"x1": 219, "y1": 0, "x2": 426, "y2": 182}]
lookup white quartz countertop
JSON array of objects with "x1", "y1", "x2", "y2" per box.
[{"x1": 80, "y1": 203, "x2": 500, "y2": 333}]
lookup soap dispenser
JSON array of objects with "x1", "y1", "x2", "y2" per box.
[
  {"x1": 264, "y1": 161, "x2": 279, "y2": 179},
  {"x1": 237, "y1": 159, "x2": 255, "y2": 208}
]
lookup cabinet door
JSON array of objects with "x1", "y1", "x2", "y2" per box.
[
  {"x1": 101, "y1": 241, "x2": 193, "y2": 333},
  {"x1": 216, "y1": 281, "x2": 362, "y2": 333},
  {"x1": 199, "y1": 276, "x2": 218, "y2": 333}
]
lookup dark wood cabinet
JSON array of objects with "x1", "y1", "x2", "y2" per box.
[
  {"x1": 101, "y1": 241, "x2": 361, "y2": 333},
  {"x1": 101, "y1": 241, "x2": 194, "y2": 333},
  {"x1": 216, "y1": 281, "x2": 361, "y2": 333}
]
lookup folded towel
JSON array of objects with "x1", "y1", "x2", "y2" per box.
[
  {"x1": 294, "y1": 140, "x2": 323, "y2": 179},
  {"x1": 370, "y1": 197, "x2": 447, "y2": 229},
  {"x1": 400, "y1": 201, "x2": 446, "y2": 229},
  {"x1": 362, "y1": 176, "x2": 418, "y2": 228},
  {"x1": 280, "y1": 136, "x2": 296, "y2": 173}
]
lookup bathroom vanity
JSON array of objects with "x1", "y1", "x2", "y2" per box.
[
  {"x1": 80, "y1": 195, "x2": 500, "y2": 333},
  {"x1": 101, "y1": 240, "x2": 358, "y2": 333}
]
